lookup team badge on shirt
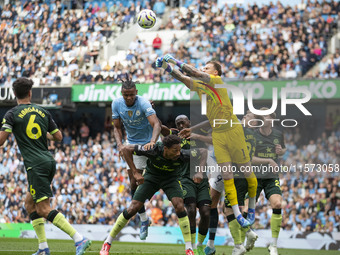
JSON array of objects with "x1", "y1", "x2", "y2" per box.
[
  {"x1": 191, "y1": 149, "x2": 197, "y2": 157},
  {"x1": 136, "y1": 110, "x2": 141, "y2": 116},
  {"x1": 128, "y1": 111, "x2": 133, "y2": 117}
]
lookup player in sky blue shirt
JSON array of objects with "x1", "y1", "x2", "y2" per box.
[
  {"x1": 112, "y1": 96, "x2": 156, "y2": 144},
  {"x1": 111, "y1": 75, "x2": 161, "y2": 240}
]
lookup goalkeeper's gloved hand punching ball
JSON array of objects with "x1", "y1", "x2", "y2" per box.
[{"x1": 153, "y1": 57, "x2": 173, "y2": 73}]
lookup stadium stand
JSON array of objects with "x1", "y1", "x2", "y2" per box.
[
  {"x1": 0, "y1": 0, "x2": 339, "y2": 87},
  {"x1": 0, "y1": 0, "x2": 147, "y2": 86}
]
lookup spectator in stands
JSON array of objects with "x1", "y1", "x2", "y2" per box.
[
  {"x1": 152, "y1": 34, "x2": 162, "y2": 50},
  {"x1": 329, "y1": 67, "x2": 338, "y2": 78},
  {"x1": 79, "y1": 123, "x2": 90, "y2": 143},
  {"x1": 92, "y1": 60, "x2": 102, "y2": 72},
  {"x1": 153, "y1": 0, "x2": 166, "y2": 18},
  {"x1": 319, "y1": 58, "x2": 329, "y2": 73},
  {"x1": 3, "y1": 75, "x2": 12, "y2": 88},
  {"x1": 95, "y1": 72, "x2": 104, "y2": 83},
  {"x1": 286, "y1": 66, "x2": 298, "y2": 79}
]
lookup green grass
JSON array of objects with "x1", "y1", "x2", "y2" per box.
[{"x1": 0, "y1": 238, "x2": 339, "y2": 255}]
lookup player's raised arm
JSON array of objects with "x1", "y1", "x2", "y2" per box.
[
  {"x1": 112, "y1": 95, "x2": 124, "y2": 157},
  {"x1": 190, "y1": 133, "x2": 213, "y2": 145},
  {"x1": 0, "y1": 131, "x2": 10, "y2": 147},
  {"x1": 160, "y1": 125, "x2": 179, "y2": 137},
  {"x1": 163, "y1": 54, "x2": 211, "y2": 84},
  {"x1": 145, "y1": 114, "x2": 161, "y2": 150},
  {"x1": 161, "y1": 124, "x2": 171, "y2": 136},
  {"x1": 113, "y1": 118, "x2": 124, "y2": 157},
  {"x1": 191, "y1": 120, "x2": 211, "y2": 131},
  {"x1": 275, "y1": 133, "x2": 286, "y2": 156},
  {"x1": 153, "y1": 57, "x2": 193, "y2": 89},
  {"x1": 198, "y1": 148, "x2": 208, "y2": 168},
  {"x1": 143, "y1": 99, "x2": 161, "y2": 150},
  {"x1": 0, "y1": 111, "x2": 13, "y2": 146},
  {"x1": 46, "y1": 112, "x2": 62, "y2": 142},
  {"x1": 182, "y1": 148, "x2": 208, "y2": 184},
  {"x1": 47, "y1": 131, "x2": 62, "y2": 142},
  {"x1": 178, "y1": 120, "x2": 211, "y2": 139}
]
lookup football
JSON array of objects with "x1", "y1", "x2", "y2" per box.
[{"x1": 137, "y1": 9, "x2": 156, "y2": 29}]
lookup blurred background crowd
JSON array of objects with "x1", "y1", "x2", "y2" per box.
[
  {"x1": 0, "y1": 0, "x2": 339, "y2": 87},
  {"x1": 0, "y1": 0, "x2": 339, "y2": 237},
  {"x1": 0, "y1": 114, "x2": 339, "y2": 233}
]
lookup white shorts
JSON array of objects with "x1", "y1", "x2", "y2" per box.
[
  {"x1": 126, "y1": 154, "x2": 147, "y2": 170},
  {"x1": 125, "y1": 140, "x2": 148, "y2": 170},
  {"x1": 207, "y1": 152, "x2": 224, "y2": 193},
  {"x1": 209, "y1": 173, "x2": 224, "y2": 193}
]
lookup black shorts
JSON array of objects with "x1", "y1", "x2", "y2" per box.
[
  {"x1": 133, "y1": 172, "x2": 183, "y2": 202},
  {"x1": 181, "y1": 177, "x2": 211, "y2": 205},
  {"x1": 256, "y1": 178, "x2": 282, "y2": 201},
  {"x1": 27, "y1": 161, "x2": 56, "y2": 203}
]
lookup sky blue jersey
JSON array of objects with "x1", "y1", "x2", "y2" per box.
[{"x1": 112, "y1": 95, "x2": 156, "y2": 144}]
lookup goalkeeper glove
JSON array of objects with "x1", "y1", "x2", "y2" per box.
[
  {"x1": 164, "y1": 54, "x2": 184, "y2": 69},
  {"x1": 153, "y1": 57, "x2": 173, "y2": 73}
]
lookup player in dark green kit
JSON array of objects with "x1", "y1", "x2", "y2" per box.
[
  {"x1": 252, "y1": 108, "x2": 286, "y2": 255},
  {"x1": 0, "y1": 78, "x2": 91, "y2": 255},
  {"x1": 173, "y1": 115, "x2": 212, "y2": 255},
  {"x1": 100, "y1": 135, "x2": 207, "y2": 255}
]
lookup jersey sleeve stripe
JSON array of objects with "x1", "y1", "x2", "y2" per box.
[
  {"x1": 36, "y1": 196, "x2": 48, "y2": 203},
  {"x1": 50, "y1": 129, "x2": 59, "y2": 135},
  {"x1": 2, "y1": 124, "x2": 12, "y2": 130}
]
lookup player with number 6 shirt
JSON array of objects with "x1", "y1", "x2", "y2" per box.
[{"x1": 0, "y1": 78, "x2": 91, "y2": 255}]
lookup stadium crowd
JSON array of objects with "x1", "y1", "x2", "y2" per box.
[
  {"x1": 317, "y1": 49, "x2": 340, "y2": 78},
  {"x1": 129, "y1": 0, "x2": 340, "y2": 82},
  {"x1": 0, "y1": 117, "x2": 339, "y2": 234},
  {"x1": 0, "y1": 0, "x2": 154, "y2": 87},
  {"x1": 0, "y1": 0, "x2": 339, "y2": 87}
]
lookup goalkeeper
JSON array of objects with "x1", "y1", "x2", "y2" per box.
[{"x1": 153, "y1": 56, "x2": 258, "y2": 228}]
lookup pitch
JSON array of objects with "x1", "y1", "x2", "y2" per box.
[{"x1": 0, "y1": 238, "x2": 338, "y2": 255}]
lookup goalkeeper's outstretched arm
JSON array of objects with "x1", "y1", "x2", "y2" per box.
[
  {"x1": 154, "y1": 56, "x2": 208, "y2": 89},
  {"x1": 164, "y1": 54, "x2": 211, "y2": 83},
  {"x1": 180, "y1": 63, "x2": 211, "y2": 84},
  {"x1": 169, "y1": 68, "x2": 193, "y2": 89}
]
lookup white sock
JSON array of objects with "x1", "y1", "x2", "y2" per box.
[
  {"x1": 39, "y1": 242, "x2": 48, "y2": 250},
  {"x1": 272, "y1": 237, "x2": 278, "y2": 246},
  {"x1": 272, "y1": 237, "x2": 277, "y2": 246},
  {"x1": 232, "y1": 205, "x2": 242, "y2": 218},
  {"x1": 185, "y1": 241, "x2": 192, "y2": 250},
  {"x1": 248, "y1": 197, "x2": 256, "y2": 210},
  {"x1": 139, "y1": 212, "x2": 148, "y2": 222},
  {"x1": 207, "y1": 239, "x2": 214, "y2": 248},
  {"x1": 72, "y1": 232, "x2": 83, "y2": 243},
  {"x1": 197, "y1": 241, "x2": 203, "y2": 246},
  {"x1": 106, "y1": 235, "x2": 114, "y2": 244},
  {"x1": 235, "y1": 244, "x2": 242, "y2": 248},
  {"x1": 192, "y1": 242, "x2": 197, "y2": 249}
]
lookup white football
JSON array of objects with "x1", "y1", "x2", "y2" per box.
[{"x1": 137, "y1": 9, "x2": 156, "y2": 29}]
